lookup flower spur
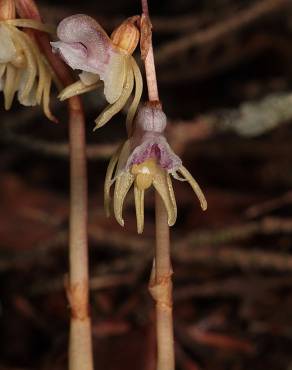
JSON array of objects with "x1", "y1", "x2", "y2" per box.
[
  {"x1": 105, "y1": 103, "x2": 207, "y2": 234},
  {"x1": 51, "y1": 14, "x2": 143, "y2": 130},
  {"x1": 0, "y1": 0, "x2": 57, "y2": 120}
]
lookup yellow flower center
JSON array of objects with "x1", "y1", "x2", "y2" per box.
[{"x1": 131, "y1": 158, "x2": 158, "y2": 190}]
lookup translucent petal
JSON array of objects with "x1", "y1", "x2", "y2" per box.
[
  {"x1": 43, "y1": 55, "x2": 62, "y2": 92},
  {"x1": 52, "y1": 14, "x2": 114, "y2": 76},
  {"x1": 5, "y1": 19, "x2": 54, "y2": 34},
  {"x1": 126, "y1": 56, "x2": 143, "y2": 134},
  {"x1": 19, "y1": 29, "x2": 46, "y2": 105},
  {"x1": 113, "y1": 171, "x2": 134, "y2": 227},
  {"x1": 10, "y1": 27, "x2": 37, "y2": 101},
  {"x1": 104, "y1": 145, "x2": 122, "y2": 217},
  {"x1": 58, "y1": 79, "x2": 101, "y2": 101},
  {"x1": 18, "y1": 28, "x2": 55, "y2": 121},
  {"x1": 0, "y1": 24, "x2": 16, "y2": 63},
  {"x1": 41, "y1": 71, "x2": 56, "y2": 122},
  {"x1": 18, "y1": 79, "x2": 37, "y2": 106},
  {"x1": 114, "y1": 140, "x2": 131, "y2": 178},
  {"x1": 0, "y1": 65, "x2": 6, "y2": 90},
  {"x1": 51, "y1": 40, "x2": 91, "y2": 72},
  {"x1": 178, "y1": 166, "x2": 207, "y2": 211},
  {"x1": 134, "y1": 186, "x2": 145, "y2": 234},
  {"x1": 79, "y1": 71, "x2": 100, "y2": 85},
  {"x1": 3, "y1": 64, "x2": 18, "y2": 109},
  {"x1": 112, "y1": 140, "x2": 133, "y2": 227},
  {"x1": 153, "y1": 167, "x2": 177, "y2": 226},
  {"x1": 94, "y1": 66, "x2": 134, "y2": 130},
  {"x1": 35, "y1": 53, "x2": 46, "y2": 105},
  {"x1": 103, "y1": 51, "x2": 127, "y2": 104}
]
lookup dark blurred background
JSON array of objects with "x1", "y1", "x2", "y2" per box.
[{"x1": 1, "y1": 0, "x2": 292, "y2": 369}]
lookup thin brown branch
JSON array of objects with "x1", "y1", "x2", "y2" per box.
[
  {"x1": 155, "y1": 0, "x2": 291, "y2": 64},
  {"x1": 3, "y1": 89, "x2": 292, "y2": 161},
  {"x1": 176, "y1": 245, "x2": 292, "y2": 271},
  {"x1": 245, "y1": 190, "x2": 292, "y2": 218},
  {"x1": 174, "y1": 276, "x2": 292, "y2": 301},
  {"x1": 40, "y1": 3, "x2": 211, "y2": 35},
  {"x1": 159, "y1": 34, "x2": 292, "y2": 84},
  {"x1": 1, "y1": 128, "x2": 119, "y2": 159},
  {"x1": 3, "y1": 216, "x2": 292, "y2": 272}
]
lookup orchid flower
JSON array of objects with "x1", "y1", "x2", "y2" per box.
[
  {"x1": 104, "y1": 103, "x2": 207, "y2": 234},
  {"x1": 51, "y1": 14, "x2": 143, "y2": 130},
  {"x1": 0, "y1": 0, "x2": 57, "y2": 121}
]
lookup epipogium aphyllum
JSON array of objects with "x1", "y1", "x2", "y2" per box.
[
  {"x1": 51, "y1": 14, "x2": 143, "y2": 131},
  {"x1": 105, "y1": 102, "x2": 207, "y2": 234},
  {"x1": 0, "y1": 0, "x2": 57, "y2": 121}
]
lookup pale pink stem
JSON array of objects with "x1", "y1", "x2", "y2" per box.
[
  {"x1": 141, "y1": 1, "x2": 175, "y2": 370},
  {"x1": 15, "y1": 1, "x2": 94, "y2": 369}
]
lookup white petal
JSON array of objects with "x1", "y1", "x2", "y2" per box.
[
  {"x1": 79, "y1": 71, "x2": 100, "y2": 85},
  {"x1": 0, "y1": 24, "x2": 16, "y2": 63},
  {"x1": 102, "y1": 51, "x2": 127, "y2": 104},
  {"x1": 52, "y1": 15, "x2": 114, "y2": 77},
  {"x1": 17, "y1": 72, "x2": 37, "y2": 106},
  {"x1": 0, "y1": 65, "x2": 6, "y2": 91},
  {"x1": 51, "y1": 41, "x2": 98, "y2": 73}
]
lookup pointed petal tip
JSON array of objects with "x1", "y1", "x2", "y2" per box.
[
  {"x1": 168, "y1": 216, "x2": 177, "y2": 227},
  {"x1": 94, "y1": 115, "x2": 106, "y2": 130},
  {"x1": 48, "y1": 115, "x2": 59, "y2": 124},
  {"x1": 117, "y1": 218, "x2": 125, "y2": 227},
  {"x1": 94, "y1": 117, "x2": 108, "y2": 130},
  {"x1": 57, "y1": 92, "x2": 67, "y2": 101},
  {"x1": 178, "y1": 166, "x2": 208, "y2": 213}
]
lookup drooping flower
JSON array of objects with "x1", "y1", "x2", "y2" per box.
[
  {"x1": 105, "y1": 103, "x2": 207, "y2": 234},
  {"x1": 51, "y1": 14, "x2": 143, "y2": 130},
  {"x1": 0, "y1": 0, "x2": 57, "y2": 121}
]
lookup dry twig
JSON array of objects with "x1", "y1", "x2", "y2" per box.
[{"x1": 155, "y1": 0, "x2": 291, "y2": 64}]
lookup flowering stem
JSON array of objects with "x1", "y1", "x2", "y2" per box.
[
  {"x1": 141, "y1": 1, "x2": 175, "y2": 370},
  {"x1": 15, "y1": 1, "x2": 94, "y2": 369},
  {"x1": 67, "y1": 98, "x2": 93, "y2": 370}
]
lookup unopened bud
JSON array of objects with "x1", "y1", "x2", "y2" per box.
[
  {"x1": 0, "y1": 0, "x2": 15, "y2": 20},
  {"x1": 111, "y1": 16, "x2": 140, "y2": 55}
]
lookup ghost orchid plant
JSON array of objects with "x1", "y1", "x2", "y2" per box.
[
  {"x1": 0, "y1": 0, "x2": 57, "y2": 120},
  {"x1": 51, "y1": 14, "x2": 143, "y2": 130},
  {"x1": 105, "y1": 103, "x2": 207, "y2": 233}
]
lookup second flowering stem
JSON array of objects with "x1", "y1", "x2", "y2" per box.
[{"x1": 14, "y1": 1, "x2": 94, "y2": 369}]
